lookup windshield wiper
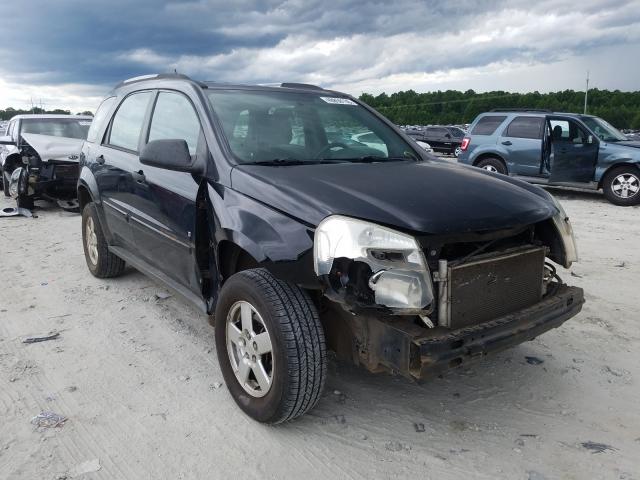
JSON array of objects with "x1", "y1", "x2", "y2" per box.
[
  {"x1": 341, "y1": 155, "x2": 413, "y2": 163},
  {"x1": 245, "y1": 158, "x2": 345, "y2": 166}
]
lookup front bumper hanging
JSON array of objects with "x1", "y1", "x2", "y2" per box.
[{"x1": 363, "y1": 284, "x2": 584, "y2": 381}]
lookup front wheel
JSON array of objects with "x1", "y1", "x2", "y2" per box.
[
  {"x1": 602, "y1": 166, "x2": 640, "y2": 206},
  {"x1": 214, "y1": 269, "x2": 327, "y2": 424},
  {"x1": 16, "y1": 195, "x2": 34, "y2": 210},
  {"x1": 2, "y1": 169, "x2": 10, "y2": 197}
]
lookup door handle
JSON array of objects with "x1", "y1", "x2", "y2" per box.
[
  {"x1": 501, "y1": 141, "x2": 512, "y2": 146},
  {"x1": 96, "y1": 154, "x2": 105, "y2": 165}
]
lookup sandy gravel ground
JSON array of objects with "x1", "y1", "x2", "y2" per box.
[{"x1": 1, "y1": 187, "x2": 639, "y2": 480}]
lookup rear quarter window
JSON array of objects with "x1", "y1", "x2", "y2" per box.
[
  {"x1": 505, "y1": 116, "x2": 544, "y2": 139},
  {"x1": 470, "y1": 115, "x2": 507, "y2": 135}
]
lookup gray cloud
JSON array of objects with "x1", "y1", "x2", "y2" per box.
[{"x1": 0, "y1": 0, "x2": 638, "y2": 111}]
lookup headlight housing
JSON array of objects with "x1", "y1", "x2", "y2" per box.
[
  {"x1": 549, "y1": 196, "x2": 578, "y2": 267},
  {"x1": 314, "y1": 215, "x2": 434, "y2": 310}
]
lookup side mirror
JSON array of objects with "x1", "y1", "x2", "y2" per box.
[
  {"x1": 0, "y1": 135, "x2": 15, "y2": 145},
  {"x1": 139, "y1": 139, "x2": 196, "y2": 172}
]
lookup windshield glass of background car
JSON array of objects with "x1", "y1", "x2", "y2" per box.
[
  {"x1": 21, "y1": 118, "x2": 91, "y2": 140},
  {"x1": 207, "y1": 90, "x2": 417, "y2": 164},
  {"x1": 582, "y1": 117, "x2": 627, "y2": 142}
]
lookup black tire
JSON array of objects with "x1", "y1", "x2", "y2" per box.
[
  {"x1": 81, "y1": 202, "x2": 126, "y2": 278},
  {"x1": 476, "y1": 157, "x2": 507, "y2": 175},
  {"x1": 602, "y1": 165, "x2": 640, "y2": 206},
  {"x1": 2, "y1": 169, "x2": 10, "y2": 197},
  {"x1": 214, "y1": 268, "x2": 327, "y2": 424},
  {"x1": 17, "y1": 195, "x2": 34, "y2": 210}
]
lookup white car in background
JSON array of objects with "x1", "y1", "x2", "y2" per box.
[{"x1": 415, "y1": 140, "x2": 434, "y2": 153}]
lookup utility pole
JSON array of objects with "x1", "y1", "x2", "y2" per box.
[{"x1": 584, "y1": 71, "x2": 589, "y2": 114}]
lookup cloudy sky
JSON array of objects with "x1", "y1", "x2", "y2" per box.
[{"x1": 1, "y1": 0, "x2": 638, "y2": 112}]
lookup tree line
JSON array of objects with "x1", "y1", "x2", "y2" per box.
[
  {"x1": 0, "y1": 107, "x2": 93, "y2": 120},
  {"x1": 358, "y1": 89, "x2": 640, "y2": 129}
]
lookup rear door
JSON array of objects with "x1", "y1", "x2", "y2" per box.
[
  {"x1": 497, "y1": 116, "x2": 544, "y2": 176},
  {"x1": 95, "y1": 90, "x2": 154, "y2": 249},
  {"x1": 549, "y1": 117, "x2": 598, "y2": 183},
  {"x1": 129, "y1": 90, "x2": 203, "y2": 292}
]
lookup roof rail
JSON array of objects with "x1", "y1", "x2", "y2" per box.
[
  {"x1": 280, "y1": 82, "x2": 324, "y2": 91},
  {"x1": 489, "y1": 108, "x2": 552, "y2": 113},
  {"x1": 115, "y1": 73, "x2": 206, "y2": 89}
]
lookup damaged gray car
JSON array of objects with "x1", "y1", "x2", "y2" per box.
[{"x1": 0, "y1": 114, "x2": 92, "y2": 210}]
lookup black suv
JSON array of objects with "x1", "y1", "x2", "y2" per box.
[
  {"x1": 404, "y1": 126, "x2": 465, "y2": 156},
  {"x1": 78, "y1": 74, "x2": 584, "y2": 423}
]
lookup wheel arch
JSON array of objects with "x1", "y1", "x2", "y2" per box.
[
  {"x1": 598, "y1": 162, "x2": 640, "y2": 189},
  {"x1": 217, "y1": 239, "x2": 260, "y2": 284},
  {"x1": 2, "y1": 153, "x2": 21, "y2": 171}
]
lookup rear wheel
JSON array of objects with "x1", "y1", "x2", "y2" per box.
[
  {"x1": 454, "y1": 146, "x2": 462, "y2": 157},
  {"x1": 476, "y1": 157, "x2": 507, "y2": 175},
  {"x1": 214, "y1": 268, "x2": 327, "y2": 424},
  {"x1": 602, "y1": 166, "x2": 640, "y2": 206},
  {"x1": 82, "y1": 202, "x2": 126, "y2": 277}
]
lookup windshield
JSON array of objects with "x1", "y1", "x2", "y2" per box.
[
  {"x1": 20, "y1": 118, "x2": 91, "y2": 140},
  {"x1": 207, "y1": 90, "x2": 418, "y2": 164},
  {"x1": 581, "y1": 116, "x2": 627, "y2": 142}
]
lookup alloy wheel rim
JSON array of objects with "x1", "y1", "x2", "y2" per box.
[
  {"x1": 85, "y1": 217, "x2": 99, "y2": 265},
  {"x1": 455, "y1": 147, "x2": 461, "y2": 157},
  {"x1": 226, "y1": 300, "x2": 274, "y2": 398},
  {"x1": 483, "y1": 165, "x2": 498, "y2": 173},
  {"x1": 611, "y1": 173, "x2": 639, "y2": 199}
]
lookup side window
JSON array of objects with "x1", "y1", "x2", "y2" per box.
[
  {"x1": 87, "y1": 96, "x2": 116, "y2": 144},
  {"x1": 505, "y1": 116, "x2": 544, "y2": 139},
  {"x1": 108, "y1": 91, "x2": 153, "y2": 151},
  {"x1": 470, "y1": 116, "x2": 507, "y2": 135},
  {"x1": 148, "y1": 92, "x2": 201, "y2": 154},
  {"x1": 550, "y1": 120, "x2": 570, "y2": 141}
]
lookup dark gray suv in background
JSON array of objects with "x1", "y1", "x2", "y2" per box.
[{"x1": 78, "y1": 74, "x2": 583, "y2": 423}]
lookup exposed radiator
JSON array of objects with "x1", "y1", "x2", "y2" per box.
[{"x1": 439, "y1": 246, "x2": 546, "y2": 329}]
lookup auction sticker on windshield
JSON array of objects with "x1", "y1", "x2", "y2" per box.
[{"x1": 321, "y1": 97, "x2": 357, "y2": 105}]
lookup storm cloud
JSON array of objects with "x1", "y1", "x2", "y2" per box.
[{"x1": 1, "y1": 0, "x2": 638, "y2": 111}]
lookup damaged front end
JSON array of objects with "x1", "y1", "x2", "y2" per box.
[
  {"x1": 8, "y1": 133, "x2": 83, "y2": 211},
  {"x1": 314, "y1": 212, "x2": 584, "y2": 380}
]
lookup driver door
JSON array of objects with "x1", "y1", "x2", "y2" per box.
[{"x1": 549, "y1": 118, "x2": 598, "y2": 183}]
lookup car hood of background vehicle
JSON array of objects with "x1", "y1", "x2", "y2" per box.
[
  {"x1": 21, "y1": 133, "x2": 84, "y2": 163},
  {"x1": 231, "y1": 160, "x2": 557, "y2": 234}
]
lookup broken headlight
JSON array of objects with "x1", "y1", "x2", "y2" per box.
[
  {"x1": 314, "y1": 215, "x2": 434, "y2": 310},
  {"x1": 549, "y1": 197, "x2": 578, "y2": 268}
]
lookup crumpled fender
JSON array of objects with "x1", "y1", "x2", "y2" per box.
[{"x1": 207, "y1": 183, "x2": 319, "y2": 287}]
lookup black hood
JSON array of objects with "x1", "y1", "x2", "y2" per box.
[
  {"x1": 231, "y1": 160, "x2": 557, "y2": 235},
  {"x1": 617, "y1": 140, "x2": 640, "y2": 148}
]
